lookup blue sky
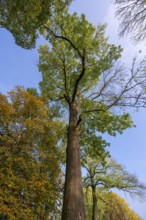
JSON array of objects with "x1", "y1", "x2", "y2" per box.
[{"x1": 0, "y1": 0, "x2": 146, "y2": 218}]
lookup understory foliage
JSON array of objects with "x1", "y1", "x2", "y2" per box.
[
  {"x1": 0, "y1": 87, "x2": 63, "y2": 220},
  {"x1": 85, "y1": 190, "x2": 143, "y2": 220}
]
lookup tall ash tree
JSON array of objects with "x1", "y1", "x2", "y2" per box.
[{"x1": 38, "y1": 9, "x2": 146, "y2": 220}]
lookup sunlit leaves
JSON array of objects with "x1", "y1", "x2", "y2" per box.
[{"x1": 39, "y1": 13, "x2": 122, "y2": 102}]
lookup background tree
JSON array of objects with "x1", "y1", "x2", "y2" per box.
[
  {"x1": 38, "y1": 10, "x2": 146, "y2": 219},
  {"x1": 85, "y1": 190, "x2": 143, "y2": 220},
  {"x1": 0, "y1": 0, "x2": 72, "y2": 48},
  {"x1": 0, "y1": 87, "x2": 63, "y2": 220},
  {"x1": 98, "y1": 192, "x2": 143, "y2": 220},
  {"x1": 114, "y1": 0, "x2": 146, "y2": 42},
  {"x1": 83, "y1": 154, "x2": 146, "y2": 220}
]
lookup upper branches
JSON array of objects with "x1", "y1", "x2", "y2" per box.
[
  {"x1": 45, "y1": 26, "x2": 83, "y2": 59},
  {"x1": 72, "y1": 49, "x2": 86, "y2": 102},
  {"x1": 39, "y1": 13, "x2": 121, "y2": 107},
  {"x1": 39, "y1": 12, "x2": 145, "y2": 129},
  {"x1": 83, "y1": 56, "x2": 146, "y2": 114}
]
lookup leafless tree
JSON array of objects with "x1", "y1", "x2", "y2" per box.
[{"x1": 114, "y1": 0, "x2": 146, "y2": 43}]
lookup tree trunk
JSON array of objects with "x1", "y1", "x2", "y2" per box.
[
  {"x1": 92, "y1": 187, "x2": 98, "y2": 220},
  {"x1": 62, "y1": 103, "x2": 86, "y2": 220}
]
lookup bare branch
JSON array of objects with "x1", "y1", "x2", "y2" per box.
[
  {"x1": 82, "y1": 56, "x2": 146, "y2": 114},
  {"x1": 114, "y1": 0, "x2": 146, "y2": 42},
  {"x1": 53, "y1": 96, "x2": 65, "y2": 102}
]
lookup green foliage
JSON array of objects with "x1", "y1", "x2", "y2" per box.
[
  {"x1": 83, "y1": 153, "x2": 146, "y2": 220},
  {"x1": 83, "y1": 157, "x2": 146, "y2": 198},
  {"x1": 81, "y1": 135, "x2": 110, "y2": 166},
  {"x1": 39, "y1": 13, "x2": 122, "y2": 102},
  {"x1": 81, "y1": 110, "x2": 133, "y2": 136},
  {"x1": 0, "y1": 0, "x2": 72, "y2": 48},
  {"x1": 38, "y1": 14, "x2": 143, "y2": 218},
  {"x1": 26, "y1": 87, "x2": 39, "y2": 96},
  {"x1": 0, "y1": 87, "x2": 63, "y2": 219},
  {"x1": 39, "y1": 12, "x2": 134, "y2": 139}
]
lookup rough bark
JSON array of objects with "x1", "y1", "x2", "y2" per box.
[
  {"x1": 62, "y1": 103, "x2": 86, "y2": 220},
  {"x1": 92, "y1": 187, "x2": 98, "y2": 220}
]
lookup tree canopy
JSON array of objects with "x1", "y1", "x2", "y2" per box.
[
  {"x1": 0, "y1": 0, "x2": 72, "y2": 48},
  {"x1": 0, "y1": 87, "x2": 63, "y2": 219}
]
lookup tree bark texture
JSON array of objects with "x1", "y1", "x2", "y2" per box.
[
  {"x1": 92, "y1": 187, "x2": 98, "y2": 220},
  {"x1": 62, "y1": 103, "x2": 86, "y2": 220}
]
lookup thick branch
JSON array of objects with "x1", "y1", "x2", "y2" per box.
[
  {"x1": 64, "y1": 94, "x2": 71, "y2": 104},
  {"x1": 44, "y1": 25, "x2": 83, "y2": 58},
  {"x1": 60, "y1": 57, "x2": 69, "y2": 96},
  {"x1": 72, "y1": 50, "x2": 86, "y2": 102},
  {"x1": 76, "y1": 114, "x2": 82, "y2": 127}
]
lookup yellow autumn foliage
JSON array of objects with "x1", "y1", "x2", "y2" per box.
[
  {"x1": 0, "y1": 87, "x2": 63, "y2": 220},
  {"x1": 84, "y1": 189, "x2": 142, "y2": 220}
]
